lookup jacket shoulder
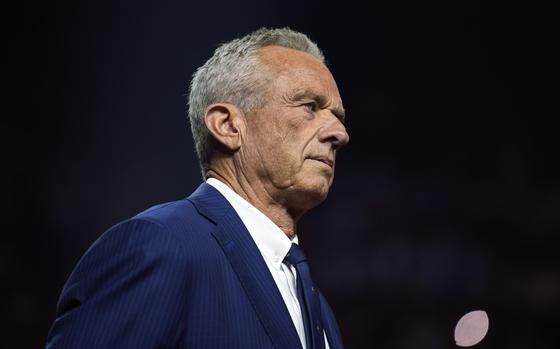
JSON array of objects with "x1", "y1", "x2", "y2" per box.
[{"x1": 133, "y1": 198, "x2": 210, "y2": 229}]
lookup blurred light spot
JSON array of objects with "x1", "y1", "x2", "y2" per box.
[{"x1": 454, "y1": 310, "x2": 489, "y2": 347}]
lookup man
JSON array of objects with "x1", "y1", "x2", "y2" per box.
[{"x1": 47, "y1": 27, "x2": 349, "y2": 349}]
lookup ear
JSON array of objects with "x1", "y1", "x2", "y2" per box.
[{"x1": 203, "y1": 103, "x2": 245, "y2": 153}]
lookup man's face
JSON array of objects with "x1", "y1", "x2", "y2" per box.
[{"x1": 239, "y1": 46, "x2": 349, "y2": 211}]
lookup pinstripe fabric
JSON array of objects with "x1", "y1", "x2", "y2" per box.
[{"x1": 46, "y1": 183, "x2": 344, "y2": 348}]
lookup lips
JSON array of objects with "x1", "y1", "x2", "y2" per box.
[{"x1": 308, "y1": 156, "x2": 334, "y2": 168}]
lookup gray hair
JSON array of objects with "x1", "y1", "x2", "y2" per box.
[{"x1": 187, "y1": 27, "x2": 325, "y2": 179}]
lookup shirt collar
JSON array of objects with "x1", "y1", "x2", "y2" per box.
[{"x1": 206, "y1": 178, "x2": 296, "y2": 269}]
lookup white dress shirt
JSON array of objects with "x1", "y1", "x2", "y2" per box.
[{"x1": 207, "y1": 178, "x2": 330, "y2": 349}]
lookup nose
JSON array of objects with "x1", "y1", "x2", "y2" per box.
[{"x1": 318, "y1": 114, "x2": 350, "y2": 150}]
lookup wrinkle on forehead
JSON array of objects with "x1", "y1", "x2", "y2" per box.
[
  {"x1": 257, "y1": 45, "x2": 329, "y2": 74},
  {"x1": 256, "y1": 45, "x2": 343, "y2": 113}
]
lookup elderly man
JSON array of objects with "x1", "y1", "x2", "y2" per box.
[{"x1": 47, "y1": 28, "x2": 349, "y2": 349}]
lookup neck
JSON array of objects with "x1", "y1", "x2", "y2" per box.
[{"x1": 206, "y1": 168, "x2": 299, "y2": 240}]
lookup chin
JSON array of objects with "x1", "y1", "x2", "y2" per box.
[{"x1": 288, "y1": 176, "x2": 332, "y2": 210}]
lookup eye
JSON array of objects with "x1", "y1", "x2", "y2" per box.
[{"x1": 302, "y1": 101, "x2": 319, "y2": 112}]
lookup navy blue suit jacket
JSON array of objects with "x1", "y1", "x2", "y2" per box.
[{"x1": 46, "y1": 183, "x2": 344, "y2": 348}]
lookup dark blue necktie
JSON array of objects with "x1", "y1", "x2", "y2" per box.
[{"x1": 285, "y1": 243, "x2": 325, "y2": 349}]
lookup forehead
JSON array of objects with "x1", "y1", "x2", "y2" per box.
[
  {"x1": 257, "y1": 46, "x2": 341, "y2": 99},
  {"x1": 258, "y1": 45, "x2": 325, "y2": 70}
]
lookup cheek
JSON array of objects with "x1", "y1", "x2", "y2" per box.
[
  {"x1": 250, "y1": 111, "x2": 313, "y2": 170},
  {"x1": 261, "y1": 127, "x2": 305, "y2": 158},
  {"x1": 257, "y1": 138, "x2": 306, "y2": 182}
]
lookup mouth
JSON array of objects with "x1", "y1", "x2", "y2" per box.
[{"x1": 308, "y1": 156, "x2": 334, "y2": 168}]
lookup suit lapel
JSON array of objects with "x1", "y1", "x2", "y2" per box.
[{"x1": 188, "y1": 183, "x2": 303, "y2": 349}]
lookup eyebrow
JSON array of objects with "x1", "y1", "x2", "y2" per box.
[{"x1": 289, "y1": 90, "x2": 346, "y2": 123}]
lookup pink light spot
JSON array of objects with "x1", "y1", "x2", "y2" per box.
[{"x1": 454, "y1": 310, "x2": 489, "y2": 347}]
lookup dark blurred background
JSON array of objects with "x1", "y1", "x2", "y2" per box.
[{"x1": 7, "y1": 0, "x2": 559, "y2": 347}]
